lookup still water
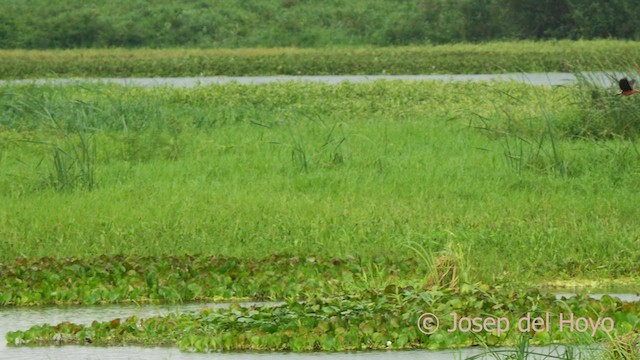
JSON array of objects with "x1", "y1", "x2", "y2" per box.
[{"x1": 0, "y1": 72, "x2": 623, "y2": 88}]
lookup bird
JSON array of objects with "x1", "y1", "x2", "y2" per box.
[{"x1": 618, "y1": 78, "x2": 640, "y2": 96}]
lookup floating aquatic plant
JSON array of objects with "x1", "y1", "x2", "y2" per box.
[
  {"x1": 6, "y1": 285, "x2": 639, "y2": 352},
  {"x1": 0, "y1": 255, "x2": 432, "y2": 306}
]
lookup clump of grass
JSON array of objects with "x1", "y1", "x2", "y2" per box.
[
  {"x1": 2, "y1": 90, "x2": 98, "y2": 191},
  {"x1": 469, "y1": 334, "x2": 583, "y2": 360},
  {"x1": 469, "y1": 84, "x2": 572, "y2": 177},
  {"x1": 0, "y1": 85, "x2": 197, "y2": 191},
  {"x1": 500, "y1": 121, "x2": 569, "y2": 176},
  {"x1": 46, "y1": 133, "x2": 96, "y2": 191},
  {"x1": 564, "y1": 71, "x2": 640, "y2": 139},
  {"x1": 405, "y1": 237, "x2": 471, "y2": 290},
  {"x1": 605, "y1": 333, "x2": 640, "y2": 360},
  {"x1": 265, "y1": 113, "x2": 348, "y2": 172}
]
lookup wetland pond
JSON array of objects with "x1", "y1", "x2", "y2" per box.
[{"x1": 2, "y1": 293, "x2": 638, "y2": 360}]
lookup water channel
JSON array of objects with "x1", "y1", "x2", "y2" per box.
[{"x1": 0, "y1": 72, "x2": 626, "y2": 88}]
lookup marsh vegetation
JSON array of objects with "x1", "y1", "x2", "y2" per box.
[
  {"x1": 1, "y1": 39, "x2": 639, "y2": 357},
  {"x1": 1, "y1": 41, "x2": 640, "y2": 79}
]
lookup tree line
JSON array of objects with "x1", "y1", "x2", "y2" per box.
[{"x1": 0, "y1": 0, "x2": 638, "y2": 49}]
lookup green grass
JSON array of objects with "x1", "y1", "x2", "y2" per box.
[
  {"x1": 1, "y1": 40, "x2": 640, "y2": 78},
  {"x1": 1, "y1": 79, "x2": 639, "y2": 286},
  {"x1": 2, "y1": 75, "x2": 639, "y2": 357}
]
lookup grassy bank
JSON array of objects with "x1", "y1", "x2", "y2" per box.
[
  {"x1": 1, "y1": 80, "x2": 639, "y2": 285},
  {"x1": 2, "y1": 40, "x2": 640, "y2": 79}
]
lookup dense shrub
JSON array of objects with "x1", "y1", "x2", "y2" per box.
[{"x1": 0, "y1": 0, "x2": 639, "y2": 49}]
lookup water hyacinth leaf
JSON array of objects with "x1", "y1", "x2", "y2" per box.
[
  {"x1": 1, "y1": 257, "x2": 639, "y2": 353},
  {"x1": 396, "y1": 334, "x2": 409, "y2": 347}
]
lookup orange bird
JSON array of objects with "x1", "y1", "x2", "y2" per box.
[{"x1": 619, "y1": 78, "x2": 640, "y2": 96}]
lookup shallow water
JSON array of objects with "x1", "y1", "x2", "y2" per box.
[
  {"x1": 0, "y1": 302, "x2": 279, "y2": 349},
  {"x1": 0, "y1": 345, "x2": 601, "y2": 360},
  {"x1": 2, "y1": 293, "x2": 635, "y2": 360},
  {"x1": 0, "y1": 72, "x2": 623, "y2": 88}
]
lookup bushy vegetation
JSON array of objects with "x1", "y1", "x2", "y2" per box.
[{"x1": 0, "y1": 0, "x2": 639, "y2": 49}]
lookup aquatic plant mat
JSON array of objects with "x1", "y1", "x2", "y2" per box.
[
  {"x1": 5, "y1": 277, "x2": 639, "y2": 353},
  {"x1": 2, "y1": 255, "x2": 639, "y2": 354},
  {"x1": 0, "y1": 255, "x2": 428, "y2": 306}
]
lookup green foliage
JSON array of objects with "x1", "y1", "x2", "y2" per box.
[
  {"x1": 0, "y1": 88, "x2": 97, "y2": 191},
  {"x1": 1, "y1": 70, "x2": 640, "y2": 356},
  {"x1": 560, "y1": 72, "x2": 640, "y2": 139},
  {"x1": 0, "y1": 246, "x2": 472, "y2": 309},
  {"x1": 502, "y1": 0, "x2": 572, "y2": 39},
  {"x1": 604, "y1": 333, "x2": 640, "y2": 360},
  {"x1": 567, "y1": 0, "x2": 640, "y2": 40},
  {"x1": 0, "y1": 1, "x2": 639, "y2": 49},
  {"x1": 6, "y1": 285, "x2": 640, "y2": 351},
  {"x1": 1, "y1": 81, "x2": 640, "y2": 284},
  {"x1": 0, "y1": 255, "x2": 426, "y2": 306},
  {"x1": 1, "y1": 41, "x2": 640, "y2": 79}
]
